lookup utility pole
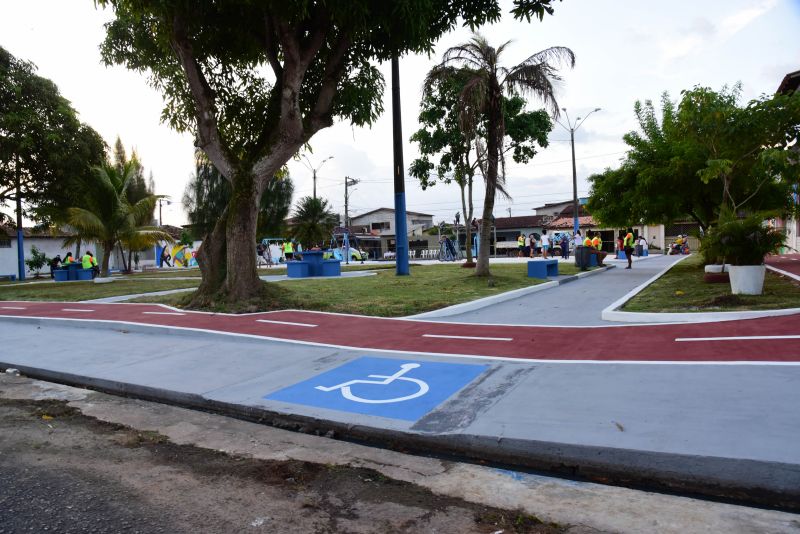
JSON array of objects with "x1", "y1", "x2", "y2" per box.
[
  {"x1": 391, "y1": 55, "x2": 410, "y2": 275},
  {"x1": 158, "y1": 198, "x2": 172, "y2": 226},
  {"x1": 507, "y1": 207, "x2": 512, "y2": 217},
  {"x1": 556, "y1": 107, "x2": 601, "y2": 235},
  {"x1": 344, "y1": 176, "x2": 359, "y2": 228}
]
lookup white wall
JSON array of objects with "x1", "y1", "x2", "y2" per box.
[{"x1": 0, "y1": 236, "x2": 116, "y2": 277}]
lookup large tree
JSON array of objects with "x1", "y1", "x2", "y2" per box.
[
  {"x1": 410, "y1": 71, "x2": 553, "y2": 265},
  {"x1": 588, "y1": 85, "x2": 800, "y2": 230},
  {"x1": 98, "y1": 0, "x2": 563, "y2": 304},
  {"x1": 0, "y1": 46, "x2": 105, "y2": 228},
  {"x1": 424, "y1": 34, "x2": 573, "y2": 275}
]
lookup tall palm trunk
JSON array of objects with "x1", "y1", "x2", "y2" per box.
[
  {"x1": 475, "y1": 88, "x2": 502, "y2": 277},
  {"x1": 101, "y1": 241, "x2": 114, "y2": 277}
]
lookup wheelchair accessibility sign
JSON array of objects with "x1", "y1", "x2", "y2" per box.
[{"x1": 265, "y1": 357, "x2": 487, "y2": 421}]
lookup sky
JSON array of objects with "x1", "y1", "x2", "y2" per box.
[{"x1": 2, "y1": 0, "x2": 799, "y2": 227}]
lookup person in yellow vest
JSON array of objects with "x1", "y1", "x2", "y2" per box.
[
  {"x1": 589, "y1": 233, "x2": 607, "y2": 266},
  {"x1": 284, "y1": 240, "x2": 294, "y2": 260},
  {"x1": 517, "y1": 233, "x2": 525, "y2": 257},
  {"x1": 63, "y1": 252, "x2": 74, "y2": 265},
  {"x1": 623, "y1": 227, "x2": 635, "y2": 269},
  {"x1": 82, "y1": 251, "x2": 99, "y2": 278}
]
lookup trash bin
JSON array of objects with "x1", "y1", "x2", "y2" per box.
[
  {"x1": 635, "y1": 244, "x2": 644, "y2": 257},
  {"x1": 575, "y1": 245, "x2": 592, "y2": 270}
]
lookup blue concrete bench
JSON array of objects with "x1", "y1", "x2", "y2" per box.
[
  {"x1": 287, "y1": 261, "x2": 310, "y2": 278},
  {"x1": 527, "y1": 259, "x2": 559, "y2": 279},
  {"x1": 0, "y1": 274, "x2": 16, "y2": 282}
]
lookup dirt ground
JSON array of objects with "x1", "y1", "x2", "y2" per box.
[{"x1": 0, "y1": 398, "x2": 563, "y2": 534}]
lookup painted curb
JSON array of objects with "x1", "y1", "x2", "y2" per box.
[
  {"x1": 408, "y1": 265, "x2": 615, "y2": 320},
  {"x1": 1, "y1": 361, "x2": 797, "y2": 511},
  {"x1": 603, "y1": 257, "x2": 800, "y2": 323}
]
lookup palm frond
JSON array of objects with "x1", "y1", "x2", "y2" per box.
[{"x1": 65, "y1": 208, "x2": 109, "y2": 240}]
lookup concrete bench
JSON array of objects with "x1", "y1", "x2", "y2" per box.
[
  {"x1": 0, "y1": 274, "x2": 17, "y2": 282},
  {"x1": 287, "y1": 261, "x2": 310, "y2": 278},
  {"x1": 527, "y1": 259, "x2": 559, "y2": 279}
]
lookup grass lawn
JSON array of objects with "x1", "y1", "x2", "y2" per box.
[
  {"x1": 623, "y1": 254, "x2": 800, "y2": 312},
  {"x1": 0, "y1": 278, "x2": 200, "y2": 302},
  {"x1": 135, "y1": 262, "x2": 585, "y2": 316},
  {"x1": 122, "y1": 263, "x2": 398, "y2": 279}
]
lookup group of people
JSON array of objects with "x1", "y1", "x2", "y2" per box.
[
  {"x1": 256, "y1": 239, "x2": 303, "y2": 266},
  {"x1": 516, "y1": 231, "x2": 578, "y2": 261},
  {"x1": 49, "y1": 251, "x2": 100, "y2": 279}
]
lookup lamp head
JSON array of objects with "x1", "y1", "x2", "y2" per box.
[{"x1": 594, "y1": 107, "x2": 601, "y2": 112}]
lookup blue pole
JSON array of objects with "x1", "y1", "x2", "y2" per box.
[
  {"x1": 16, "y1": 229, "x2": 25, "y2": 281},
  {"x1": 391, "y1": 56, "x2": 409, "y2": 275}
]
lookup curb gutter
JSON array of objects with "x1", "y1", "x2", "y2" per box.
[{"x1": 1, "y1": 361, "x2": 797, "y2": 512}]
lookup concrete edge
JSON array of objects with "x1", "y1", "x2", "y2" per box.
[
  {"x1": 408, "y1": 265, "x2": 615, "y2": 320},
  {"x1": 602, "y1": 255, "x2": 800, "y2": 323},
  {"x1": 2, "y1": 361, "x2": 798, "y2": 511},
  {"x1": 766, "y1": 264, "x2": 800, "y2": 283}
]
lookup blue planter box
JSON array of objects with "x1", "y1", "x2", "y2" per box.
[
  {"x1": 53, "y1": 269, "x2": 69, "y2": 282},
  {"x1": 76, "y1": 268, "x2": 94, "y2": 281},
  {"x1": 588, "y1": 254, "x2": 598, "y2": 267},
  {"x1": 527, "y1": 259, "x2": 559, "y2": 279}
]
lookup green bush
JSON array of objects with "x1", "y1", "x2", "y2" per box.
[
  {"x1": 701, "y1": 215, "x2": 785, "y2": 266},
  {"x1": 24, "y1": 246, "x2": 49, "y2": 277}
]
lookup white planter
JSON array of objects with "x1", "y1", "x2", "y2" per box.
[
  {"x1": 728, "y1": 265, "x2": 766, "y2": 295},
  {"x1": 704, "y1": 264, "x2": 724, "y2": 273}
]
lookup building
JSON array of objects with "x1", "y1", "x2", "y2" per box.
[{"x1": 350, "y1": 208, "x2": 434, "y2": 255}]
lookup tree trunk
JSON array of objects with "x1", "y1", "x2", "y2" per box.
[
  {"x1": 475, "y1": 92, "x2": 501, "y2": 277},
  {"x1": 118, "y1": 243, "x2": 128, "y2": 272},
  {"x1": 101, "y1": 242, "x2": 113, "y2": 277},
  {"x1": 461, "y1": 176, "x2": 474, "y2": 264},
  {"x1": 190, "y1": 207, "x2": 228, "y2": 304},
  {"x1": 222, "y1": 174, "x2": 261, "y2": 301}
]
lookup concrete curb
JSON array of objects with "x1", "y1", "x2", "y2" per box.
[
  {"x1": 1, "y1": 360, "x2": 798, "y2": 511},
  {"x1": 767, "y1": 264, "x2": 800, "y2": 283},
  {"x1": 408, "y1": 265, "x2": 615, "y2": 320},
  {"x1": 602, "y1": 256, "x2": 800, "y2": 323}
]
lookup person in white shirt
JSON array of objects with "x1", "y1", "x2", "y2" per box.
[{"x1": 541, "y1": 232, "x2": 550, "y2": 259}]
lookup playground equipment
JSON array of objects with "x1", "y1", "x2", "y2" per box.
[
  {"x1": 259, "y1": 237, "x2": 287, "y2": 265},
  {"x1": 328, "y1": 230, "x2": 367, "y2": 264}
]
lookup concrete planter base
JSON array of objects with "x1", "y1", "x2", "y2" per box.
[{"x1": 729, "y1": 265, "x2": 766, "y2": 295}]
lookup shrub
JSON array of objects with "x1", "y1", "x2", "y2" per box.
[
  {"x1": 701, "y1": 215, "x2": 786, "y2": 266},
  {"x1": 24, "y1": 246, "x2": 49, "y2": 277}
]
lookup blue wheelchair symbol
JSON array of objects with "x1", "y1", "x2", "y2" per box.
[{"x1": 265, "y1": 357, "x2": 487, "y2": 421}]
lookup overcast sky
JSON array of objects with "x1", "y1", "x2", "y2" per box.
[{"x1": 2, "y1": 0, "x2": 799, "y2": 226}]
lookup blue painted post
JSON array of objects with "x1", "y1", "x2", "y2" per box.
[
  {"x1": 16, "y1": 229, "x2": 25, "y2": 282},
  {"x1": 391, "y1": 56, "x2": 409, "y2": 275}
]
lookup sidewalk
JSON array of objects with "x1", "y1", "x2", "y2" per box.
[{"x1": 424, "y1": 254, "x2": 679, "y2": 325}]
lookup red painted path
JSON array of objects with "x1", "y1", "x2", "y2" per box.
[
  {"x1": 767, "y1": 253, "x2": 800, "y2": 278},
  {"x1": 1, "y1": 301, "x2": 799, "y2": 362}
]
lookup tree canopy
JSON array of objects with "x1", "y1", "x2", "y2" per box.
[
  {"x1": 588, "y1": 85, "x2": 800, "y2": 230},
  {"x1": 98, "y1": 0, "x2": 564, "y2": 303},
  {"x1": 0, "y1": 46, "x2": 105, "y2": 225}
]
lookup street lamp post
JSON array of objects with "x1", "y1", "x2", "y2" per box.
[
  {"x1": 301, "y1": 155, "x2": 334, "y2": 200},
  {"x1": 556, "y1": 108, "x2": 601, "y2": 235},
  {"x1": 157, "y1": 198, "x2": 172, "y2": 227}
]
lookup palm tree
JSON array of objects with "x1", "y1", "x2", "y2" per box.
[
  {"x1": 64, "y1": 161, "x2": 173, "y2": 276},
  {"x1": 426, "y1": 34, "x2": 574, "y2": 275},
  {"x1": 290, "y1": 196, "x2": 339, "y2": 248}
]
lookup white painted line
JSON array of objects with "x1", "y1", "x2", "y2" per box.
[
  {"x1": 422, "y1": 334, "x2": 513, "y2": 342},
  {"x1": 256, "y1": 319, "x2": 317, "y2": 328},
  {"x1": 142, "y1": 311, "x2": 186, "y2": 316},
  {"x1": 676, "y1": 334, "x2": 800, "y2": 342},
  {"x1": 61, "y1": 308, "x2": 94, "y2": 312},
  {"x1": 0, "y1": 306, "x2": 26, "y2": 310}
]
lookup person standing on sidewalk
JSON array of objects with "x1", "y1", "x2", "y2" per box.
[
  {"x1": 560, "y1": 233, "x2": 570, "y2": 260},
  {"x1": 517, "y1": 233, "x2": 525, "y2": 257},
  {"x1": 541, "y1": 231, "x2": 550, "y2": 259},
  {"x1": 623, "y1": 228, "x2": 635, "y2": 269}
]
